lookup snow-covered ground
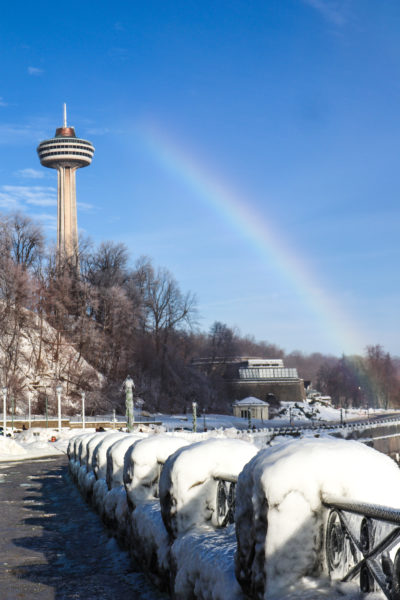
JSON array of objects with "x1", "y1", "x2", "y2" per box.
[
  {"x1": 4, "y1": 414, "x2": 400, "y2": 599},
  {"x1": 0, "y1": 426, "x2": 87, "y2": 461},
  {"x1": 1, "y1": 401, "x2": 399, "y2": 462}
]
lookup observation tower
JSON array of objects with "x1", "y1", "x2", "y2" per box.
[{"x1": 37, "y1": 104, "x2": 95, "y2": 262}]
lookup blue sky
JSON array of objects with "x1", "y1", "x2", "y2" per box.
[{"x1": 0, "y1": 0, "x2": 400, "y2": 356}]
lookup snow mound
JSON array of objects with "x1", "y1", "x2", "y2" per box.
[
  {"x1": 77, "y1": 432, "x2": 99, "y2": 466},
  {"x1": 123, "y1": 434, "x2": 191, "y2": 509},
  {"x1": 160, "y1": 438, "x2": 258, "y2": 537},
  {"x1": 85, "y1": 431, "x2": 114, "y2": 471},
  {"x1": 0, "y1": 435, "x2": 27, "y2": 456},
  {"x1": 172, "y1": 524, "x2": 243, "y2": 600},
  {"x1": 130, "y1": 500, "x2": 171, "y2": 588},
  {"x1": 92, "y1": 432, "x2": 126, "y2": 480},
  {"x1": 235, "y1": 436, "x2": 400, "y2": 598},
  {"x1": 106, "y1": 433, "x2": 145, "y2": 490}
]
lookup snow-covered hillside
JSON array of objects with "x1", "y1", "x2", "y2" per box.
[{"x1": 0, "y1": 308, "x2": 102, "y2": 413}]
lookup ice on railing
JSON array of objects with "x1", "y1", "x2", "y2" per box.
[
  {"x1": 235, "y1": 437, "x2": 400, "y2": 599},
  {"x1": 106, "y1": 433, "x2": 145, "y2": 490},
  {"x1": 160, "y1": 438, "x2": 258, "y2": 537},
  {"x1": 123, "y1": 435, "x2": 191, "y2": 509}
]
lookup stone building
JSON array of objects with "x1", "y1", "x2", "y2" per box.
[
  {"x1": 232, "y1": 396, "x2": 269, "y2": 420},
  {"x1": 193, "y1": 357, "x2": 305, "y2": 405}
]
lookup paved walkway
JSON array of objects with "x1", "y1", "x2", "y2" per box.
[{"x1": 0, "y1": 456, "x2": 167, "y2": 599}]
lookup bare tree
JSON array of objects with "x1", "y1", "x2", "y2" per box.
[{"x1": 1, "y1": 212, "x2": 45, "y2": 271}]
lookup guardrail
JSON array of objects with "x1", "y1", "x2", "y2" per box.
[
  {"x1": 323, "y1": 496, "x2": 400, "y2": 598},
  {"x1": 214, "y1": 474, "x2": 237, "y2": 527}
]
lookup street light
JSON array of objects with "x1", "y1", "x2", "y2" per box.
[
  {"x1": 56, "y1": 384, "x2": 62, "y2": 431},
  {"x1": 2, "y1": 387, "x2": 7, "y2": 437},
  {"x1": 28, "y1": 392, "x2": 32, "y2": 429},
  {"x1": 81, "y1": 391, "x2": 86, "y2": 430},
  {"x1": 192, "y1": 401, "x2": 197, "y2": 433}
]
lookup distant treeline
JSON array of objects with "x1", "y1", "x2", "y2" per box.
[{"x1": 0, "y1": 211, "x2": 398, "y2": 414}]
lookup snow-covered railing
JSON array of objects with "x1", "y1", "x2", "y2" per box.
[
  {"x1": 323, "y1": 496, "x2": 400, "y2": 598},
  {"x1": 69, "y1": 429, "x2": 400, "y2": 599},
  {"x1": 214, "y1": 473, "x2": 237, "y2": 527}
]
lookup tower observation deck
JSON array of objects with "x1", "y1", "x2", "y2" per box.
[{"x1": 37, "y1": 104, "x2": 95, "y2": 262}]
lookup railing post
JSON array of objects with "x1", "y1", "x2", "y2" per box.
[
  {"x1": 28, "y1": 393, "x2": 31, "y2": 429},
  {"x1": 192, "y1": 401, "x2": 197, "y2": 433},
  {"x1": 2, "y1": 387, "x2": 7, "y2": 436},
  {"x1": 81, "y1": 391, "x2": 86, "y2": 429}
]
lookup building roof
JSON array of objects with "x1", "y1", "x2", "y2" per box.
[{"x1": 233, "y1": 396, "x2": 269, "y2": 406}]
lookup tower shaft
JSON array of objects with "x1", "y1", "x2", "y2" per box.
[
  {"x1": 37, "y1": 105, "x2": 95, "y2": 265},
  {"x1": 57, "y1": 167, "x2": 78, "y2": 260}
]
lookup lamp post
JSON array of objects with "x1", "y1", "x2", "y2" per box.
[
  {"x1": 45, "y1": 389, "x2": 48, "y2": 429},
  {"x1": 192, "y1": 401, "x2": 197, "y2": 433},
  {"x1": 56, "y1": 384, "x2": 62, "y2": 431},
  {"x1": 2, "y1": 387, "x2": 7, "y2": 437},
  {"x1": 11, "y1": 395, "x2": 14, "y2": 435},
  {"x1": 28, "y1": 392, "x2": 32, "y2": 429},
  {"x1": 81, "y1": 391, "x2": 86, "y2": 430}
]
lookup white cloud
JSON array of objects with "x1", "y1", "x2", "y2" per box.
[
  {"x1": 28, "y1": 66, "x2": 44, "y2": 76},
  {"x1": 85, "y1": 127, "x2": 111, "y2": 135},
  {"x1": 0, "y1": 185, "x2": 56, "y2": 209},
  {"x1": 77, "y1": 201, "x2": 95, "y2": 211},
  {"x1": 0, "y1": 123, "x2": 47, "y2": 145},
  {"x1": 15, "y1": 168, "x2": 45, "y2": 179},
  {"x1": 0, "y1": 97, "x2": 7, "y2": 107},
  {"x1": 302, "y1": 0, "x2": 347, "y2": 26},
  {"x1": 34, "y1": 213, "x2": 57, "y2": 231}
]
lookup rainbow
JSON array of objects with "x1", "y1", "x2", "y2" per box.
[{"x1": 136, "y1": 122, "x2": 366, "y2": 355}]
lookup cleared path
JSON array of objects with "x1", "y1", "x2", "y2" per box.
[{"x1": 0, "y1": 456, "x2": 167, "y2": 599}]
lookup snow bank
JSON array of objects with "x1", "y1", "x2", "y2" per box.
[
  {"x1": 0, "y1": 435, "x2": 27, "y2": 456},
  {"x1": 130, "y1": 500, "x2": 171, "y2": 589},
  {"x1": 103, "y1": 485, "x2": 129, "y2": 530},
  {"x1": 77, "y1": 432, "x2": 98, "y2": 467},
  {"x1": 106, "y1": 433, "x2": 145, "y2": 490},
  {"x1": 85, "y1": 431, "x2": 114, "y2": 471},
  {"x1": 102, "y1": 433, "x2": 146, "y2": 532},
  {"x1": 77, "y1": 432, "x2": 111, "y2": 496},
  {"x1": 93, "y1": 477, "x2": 109, "y2": 513},
  {"x1": 160, "y1": 438, "x2": 258, "y2": 537},
  {"x1": 70, "y1": 432, "x2": 96, "y2": 480},
  {"x1": 123, "y1": 435, "x2": 191, "y2": 509},
  {"x1": 67, "y1": 430, "x2": 96, "y2": 460},
  {"x1": 92, "y1": 432, "x2": 126, "y2": 481},
  {"x1": 235, "y1": 436, "x2": 400, "y2": 598},
  {"x1": 171, "y1": 525, "x2": 243, "y2": 600}
]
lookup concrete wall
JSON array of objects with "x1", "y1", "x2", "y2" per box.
[{"x1": 334, "y1": 422, "x2": 400, "y2": 463}]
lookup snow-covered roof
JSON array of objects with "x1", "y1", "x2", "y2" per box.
[{"x1": 233, "y1": 396, "x2": 269, "y2": 406}]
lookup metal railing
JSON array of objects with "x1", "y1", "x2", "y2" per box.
[
  {"x1": 323, "y1": 496, "x2": 400, "y2": 598},
  {"x1": 214, "y1": 474, "x2": 238, "y2": 527}
]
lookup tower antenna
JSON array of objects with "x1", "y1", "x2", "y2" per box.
[{"x1": 63, "y1": 103, "x2": 67, "y2": 128}]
